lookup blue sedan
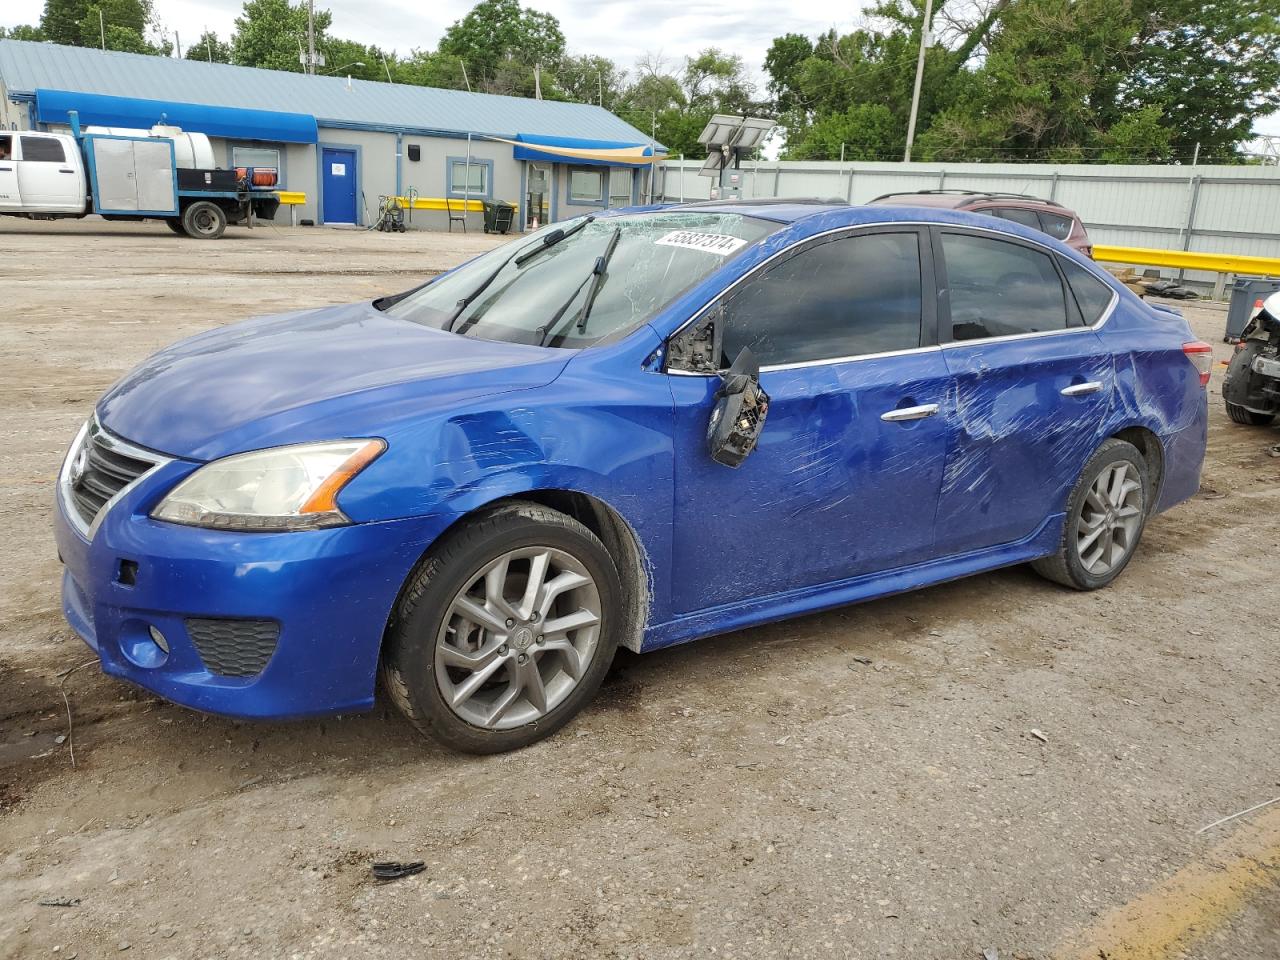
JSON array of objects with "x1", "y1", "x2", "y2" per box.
[{"x1": 54, "y1": 200, "x2": 1210, "y2": 752}]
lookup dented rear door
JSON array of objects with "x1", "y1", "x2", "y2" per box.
[{"x1": 931, "y1": 227, "x2": 1115, "y2": 556}]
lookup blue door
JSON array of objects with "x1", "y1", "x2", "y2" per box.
[
  {"x1": 669, "y1": 228, "x2": 950, "y2": 613},
  {"x1": 931, "y1": 228, "x2": 1115, "y2": 555},
  {"x1": 321, "y1": 148, "x2": 357, "y2": 224}
]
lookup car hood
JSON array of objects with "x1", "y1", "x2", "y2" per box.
[{"x1": 97, "y1": 301, "x2": 571, "y2": 461}]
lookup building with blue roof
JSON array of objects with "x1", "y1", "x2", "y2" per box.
[{"x1": 0, "y1": 39, "x2": 667, "y2": 230}]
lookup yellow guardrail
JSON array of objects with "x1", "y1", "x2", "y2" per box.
[
  {"x1": 393, "y1": 197, "x2": 517, "y2": 212},
  {"x1": 1093, "y1": 245, "x2": 1280, "y2": 277},
  {"x1": 277, "y1": 191, "x2": 306, "y2": 205}
]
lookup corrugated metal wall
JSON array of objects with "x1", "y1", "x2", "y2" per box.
[{"x1": 656, "y1": 160, "x2": 1280, "y2": 285}]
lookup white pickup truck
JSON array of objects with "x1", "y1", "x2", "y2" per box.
[{"x1": 0, "y1": 122, "x2": 279, "y2": 239}]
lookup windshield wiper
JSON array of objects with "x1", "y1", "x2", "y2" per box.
[
  {"x1": 445, "y1": 216, "x2": 595, "y2": 332},
  {"x1": 536, "y1": 225, "x2": 622, "y2": 347},
  {"x1": 515, "y1": 215, "x2": 593, "y2": 267}
]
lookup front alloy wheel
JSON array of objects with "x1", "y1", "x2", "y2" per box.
[
  {"x1": 382, "y1": 501, "x2": 621, "y2": 753},
  {"x1": 435, "y1": 546, "x2": 602, "y2": 730}
]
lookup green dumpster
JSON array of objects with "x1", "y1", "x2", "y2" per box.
[{"x1": 482, "y1": 199, "x2": 516, "y2": 235}]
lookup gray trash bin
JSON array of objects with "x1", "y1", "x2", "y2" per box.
[{"x1": 1225, "y1": 277, "x2": 1280, "y2": 342}]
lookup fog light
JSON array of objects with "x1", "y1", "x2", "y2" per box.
[{"x1": 148, "y1": 625, "x2": 170, "y2": 654}]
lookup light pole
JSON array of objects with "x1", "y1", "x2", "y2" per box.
[
  {"x1": 903, "y1": 0, "x2": 934, "y2": 163},
  {"x1": 322, "y1": 61, "x2": 365, "y2": 76}
]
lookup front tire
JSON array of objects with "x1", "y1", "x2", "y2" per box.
[
  {"x1": 1224, "y1": 401, "x2": 1275, "y2": 426},
  {"x1": 1032, "y1": 438, "x2": 1151, "y2": 590},
  {"x1": 381, "y1": 501, "x2": 621, "y2": 753},
  {"x1": 181, "y1": 201, "x2": 227, "y2": 239}
]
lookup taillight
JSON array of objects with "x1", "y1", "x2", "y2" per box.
[{"x1": 1183, "y1": 341, "x2": 1213, "y2": 387}]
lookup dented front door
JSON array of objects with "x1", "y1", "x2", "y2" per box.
[{"x1": 669, "y1": 349, "x2": 952, "y2": 613}]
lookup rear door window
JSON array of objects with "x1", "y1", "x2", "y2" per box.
[
  {"x1": 19, "y1": 136, "x2": 66, "y2": 163},
  {"x1": 940, "y1": 232, "x2": 1069, "y2": 341},
  {"x1": 987, "y1": 206, "x2": 1042, "y2": 230},
  {"x1": 718, "y1": 231, "x2": 924, "y2": 366},
  {"x1": 1059, "y1": 257, "x2": 1115, "y2": 324}
]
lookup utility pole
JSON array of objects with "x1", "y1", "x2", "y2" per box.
[
  {"x1": 174, "y1": 31, "x2": 181, "y2": 59},
  {"x1": 598, "y1": 72, "x2": 603, "y2": 107},
  {"x1": 460, "y1": 61, "x2": 471, "y2": 92},
  {"x1": 306, "y1": 0, "x2": 316, "y2": 75},
  {"x1": 381, "y1": 52, "x2": 393, "y2": 83},
  {"x1": 903, "y1": 0, "x2": 934, "y2": 162},
  {"x1": 534, "y1": 63, "x2": 542, "y2": 100},
  {"x1": 98, "y1": 9, "x2": 105, "y2": 50},
  {"x1": 206, "y1": 28, "x2": 213, "y2": 62}
]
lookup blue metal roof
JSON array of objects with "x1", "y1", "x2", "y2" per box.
[
  {"x1": 35, "y1": 89, "x2": 319, "y2": 143},
  {"x1": 0, "y1": 39, "x2": 659, "y2": 146}
]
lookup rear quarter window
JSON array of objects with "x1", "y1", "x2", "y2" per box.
[
  {"x1": 1039, "y1": 212, "x2": 1074, "y2": 241},
  {"x1": 1059, "y1": 258, "x2": 1115, "y2": 324}
]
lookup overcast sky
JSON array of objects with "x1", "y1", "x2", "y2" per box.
[
  {"x1": 1, "y1": 0, "x2": 844, "y2": 91},
  {"x1": 4, "y1": 0, "x2": 1278, "y2": 138}
]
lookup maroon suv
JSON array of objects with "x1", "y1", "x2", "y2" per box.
[{"x1": 867, "y1": 190, "x2": 1094, "y2": 257}]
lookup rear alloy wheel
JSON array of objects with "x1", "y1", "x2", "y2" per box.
[
  {"x1": 382, "y1": 502, "x2": 620, "y2": 753},
  {"x1": 181, "y1": 200, "x2": 227, "y2": 239},
  {"x1": 1032, "y1": 438, "x2": 1150, "y2": 590}
]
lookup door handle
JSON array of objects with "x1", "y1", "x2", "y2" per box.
[
  {"x1": 881, "y1": 403, "x2": 939, "y2": 422},
  {"x1": 0, "y1": 166, "x2": 11, "y2": 172},
  {"x1": 1061, "y1": 381, "x2": 1104, "y2": 397},
  {"x1": 59, "y1": 168, "x2": 75, "y2": 173}
]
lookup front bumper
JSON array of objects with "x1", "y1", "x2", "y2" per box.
[{"x1": 55, "y1": 459, "x2": 447, "y2": 720}]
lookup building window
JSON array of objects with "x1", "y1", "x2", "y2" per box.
[
  {"x1": 232, "y1": 146, "x2": 280, "y2": 178},
  {"x1": 448, "y1": 158, "x2": 489, "y2": 197},
  {"x1": 568, "y1": 167, "x2": 605, "y2": 204}
]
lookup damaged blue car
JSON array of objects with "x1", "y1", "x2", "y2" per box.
[{"x1": 54, "y1": 200, "x2": 1210, "y2": 752}]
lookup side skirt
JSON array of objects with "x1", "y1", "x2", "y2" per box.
[{"x1": 640, "y1": 514, "x2": 1065, "y2": 652}]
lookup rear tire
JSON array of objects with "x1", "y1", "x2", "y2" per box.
[
  {"x1": 181, "y1": 201, "x2": 227, "y2": 239},
  {"x1": 1224, "y1": 401, "x2": 1275, "y2": 426},
  {"x1": 1032, "y1": 438, "x2": 1151, "y2": 591},
  {"x1": 381, "y1": 501, "x2": 621, "y2": 753}
]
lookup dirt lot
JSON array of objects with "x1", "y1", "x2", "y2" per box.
[{"x1": 1, "y1": 218, "x2": 1277, "y2": 960}]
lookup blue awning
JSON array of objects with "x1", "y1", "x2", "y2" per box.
[
  {"x1": 34, "y1": 89, "x2": 318, "y2": 144},
  {"x1": 511, "y1": 133, "x2": 664, "y2": 168}
]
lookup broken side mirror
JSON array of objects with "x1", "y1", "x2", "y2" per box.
[
  {"x1": 707, "y1": 347, "x2": 770, "y2": 468},
  {"x1": 667, "y1": 305, "x2": 726, "y2": 374}
]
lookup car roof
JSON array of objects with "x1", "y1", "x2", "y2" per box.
[
  {"x1": 867, "y1": 189, "x2": 1069, "y2": 211},
  {"x1": 651, "y1": 199, "x2": 1063, "y2": 234}
]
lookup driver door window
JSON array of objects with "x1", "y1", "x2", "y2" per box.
[{"x1": 719, "y1": 231, "x2": 925, "y2": 367}]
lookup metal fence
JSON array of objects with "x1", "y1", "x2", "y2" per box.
[{"x1": 654, "y1": 159, "x2": 1280, "y2": 286}]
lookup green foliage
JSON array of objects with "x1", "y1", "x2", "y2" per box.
[
  {"x1": 770, "y1": 0, "x2": 1280, "y2": 163},
  {"x1": 0, "y1": 24, "x2": 46, "y2": 41},
  {"x1": 231, "y1": 0, "x2": 330, "y2": 72},
  {"x1": 438, "y1": 0, "x2": 565, "y2": 94},
  {"x1": 554, "y1": 54, "x2": 627, "y2": 108},
  {"x1": 615, "y1": 49, "x2": 759, "y2": 155},
  {"x1": 186, "y1": 29, "x2": 232, "y2": 63},
  {"x1": 40, "y1": 0, "x2": 89, "y2": 46}
]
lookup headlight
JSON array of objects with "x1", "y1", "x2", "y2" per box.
[{"x1": 151, "y1": 439, "x2": 385, "y2": 531}]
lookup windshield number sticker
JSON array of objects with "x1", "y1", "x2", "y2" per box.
[{"x1": 655, "y1": 231, "x2": 747, "y2": 256}]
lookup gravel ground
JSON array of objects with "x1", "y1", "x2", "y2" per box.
[{"x1": 1, "y1": 218, "x2": 1277, "y2": 959}]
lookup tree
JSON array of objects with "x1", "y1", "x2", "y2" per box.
[
  {"x1": 186, "y1": 29, "x2": 232, "y2": 64},
  {"x1": 0, "y1": 24, "x2": 45, "y2": 40},
  {"x1": 617, "y1": 49, "x2": 759, "y2": 155},
  {"x1": 231, "y1": 0, "x2": 331, "y2": 72},
  {"x1": 397, "y1": 50, "x2": 470, "y2": 90},
  {"x1": 40, "y1": 0, "x2": 89, "y2": 46},
  {"x1": 438, "y1": 0, "x2": 566, "y2": 93},
  {"x1": 554, "y1": 54, "x2": 627, "y2": 108}
]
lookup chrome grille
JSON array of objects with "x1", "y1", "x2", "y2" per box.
[{"x1": 60, "y1": 417, "x2": 167, "y2": 538}]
